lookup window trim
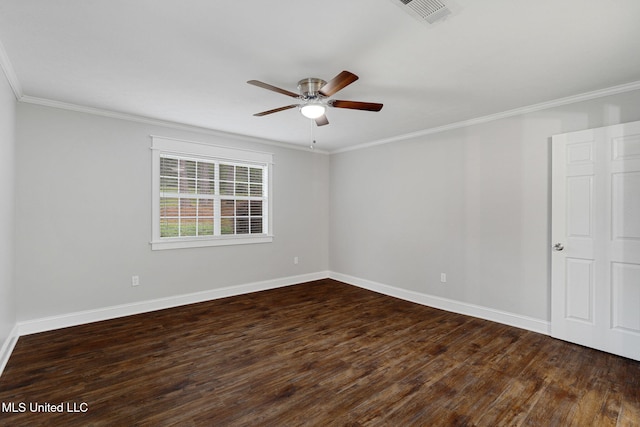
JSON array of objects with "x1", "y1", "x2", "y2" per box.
[{"x1": 150, "y1": 136, "x2": 273, "y2": 250}]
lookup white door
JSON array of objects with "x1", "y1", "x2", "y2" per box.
[{"x1": 551, "y1": 120, "x2": 640, "y2": 362}]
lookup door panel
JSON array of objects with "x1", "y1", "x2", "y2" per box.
[
  {"x1": 565, "y1": 258, "x2": 593, "y2": 323},
  {"x1": 611, "y1": 262, "x2": 640, "y2": 332},
  {"x1": 612, "y1": 172, "x2": 640, "y2": 240},
  {"x1": 567, "y1": 176, "x2": 592, "y2": 238}
]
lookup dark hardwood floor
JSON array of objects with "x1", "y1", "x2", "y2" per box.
[{"x1": 1, "y1": 279, "x2": 639, "y2": 426}]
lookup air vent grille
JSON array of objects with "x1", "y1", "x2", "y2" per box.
[{"x1": 395, "y1": 0, "x2": 452, "y2": 24}]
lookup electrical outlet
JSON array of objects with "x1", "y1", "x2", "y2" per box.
[
  {"x1": 440, "y1": 273, "x2": 447, "y2": 283},
  {"x1": 131, "y1": 275, "x2": 140, "y2": 287},
  {"x1": 294, "y1": 256, "x2": 299, "y2": 265}
]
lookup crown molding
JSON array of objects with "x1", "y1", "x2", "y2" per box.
[
  {"x1": 18, "y1": 95, "x2": 330, "y2": 155},
  {"x1": 0, "y1": 39, "x2": 22, "y2": 99},
  {"x1": 332, "y1": 80, "x2": 640, "y2": 154},
  {"x1": 16, "y1": 78, "x2": 640, "y2": 156}
]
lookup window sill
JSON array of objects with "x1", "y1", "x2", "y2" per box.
[{"x1": 150, "y1": 234, "x2": 273, "y2": 250}]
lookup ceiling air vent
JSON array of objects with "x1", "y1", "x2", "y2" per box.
[{"x1": 395, "y1": 0, "x2": 452, "y2": 24}]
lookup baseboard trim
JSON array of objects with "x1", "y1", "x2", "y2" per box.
[
  {"x1": 0, "y1": 324, "x2": 20, "y2": 377},
  {"x1": 330, "y1": 272, "x2": 551, "y2": 335},
  {"x1": 6, "y1": 270, "x2": 550, "y2": 378},
  {"x1": 16, "y1": 271, "x2": 330, "y2": 337}
]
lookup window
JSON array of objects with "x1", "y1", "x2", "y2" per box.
[{"x1": 151, "y1": 136, "x2": 273, "y2": 250}]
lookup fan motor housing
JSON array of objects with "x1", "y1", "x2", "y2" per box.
[{"x1": 298, "y1": 78, "x2": 326, "y2": 98}]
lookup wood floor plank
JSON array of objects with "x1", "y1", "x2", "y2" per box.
[{"x1": 1, "y1": 279, "x2": 639, "y2": 426}]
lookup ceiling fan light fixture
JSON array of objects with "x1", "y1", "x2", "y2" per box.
[
  {"x1": 248, "y1": 71, "x2": 382, "y2": 126},
  {"x1": 300, "y1": 103, "x2": 326, "y2": 119}
]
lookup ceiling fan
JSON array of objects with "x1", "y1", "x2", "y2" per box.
[{"x1": 247, "y1": 70, "x2": 383, "y2": 126}]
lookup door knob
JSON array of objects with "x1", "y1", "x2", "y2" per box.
[{"x1": 553, "y1": 243, "x2": 564, "y2": 251}]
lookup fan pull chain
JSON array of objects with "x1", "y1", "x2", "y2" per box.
[{"x1": 309, "y1": 119, "x2": 316, "y2": 150}]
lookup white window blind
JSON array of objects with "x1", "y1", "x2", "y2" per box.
[
  {"x1": 159, "y1": 156, "x2": 216, "y2": 238},
  {"x1": 151, "y1": 136, "x2": 273, "y2": 250}
]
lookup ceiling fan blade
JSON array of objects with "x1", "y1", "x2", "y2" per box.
[
  {"x1": 319, "y1": 71, "x2": 359, "y2": 97},
  {"x1": 315, "y1": 114, "x2": 329, "y2": 126},
  {"x1": 247, "y1": 80, "x2": 299, "y2": 98},
  {"x1": 329, "y1": 100, "x2": 383, "y2": 111},
  {"x1": 253, "y1": 104, "x2": 299, "y2": 116}
]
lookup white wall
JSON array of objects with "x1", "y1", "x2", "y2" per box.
[
  {"x1": 330, "y1": 90, "x2": 640, "y2": 321},
  {"x1": 0, "y1": 71, "x2": 16, "y2": 353},
  {"x1": 14, "y1": 103, "x2": 330, "y2": 321}
]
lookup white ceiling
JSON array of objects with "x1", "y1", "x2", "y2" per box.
[{"x1": 1, "y1": 0, "x2": 640, "y2": 152}]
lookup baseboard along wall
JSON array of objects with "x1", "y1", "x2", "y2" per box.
[
  {"x1": 0, "y1": 325, "x2": 19, "y2": 378},
  {"x1": 15, "y1": 271, "x2": 331, "y2": 337},
  {"x1": 329, "y1": 272, "x2": 551, "y2": 336},
  {"x1": 1, "y1": 270, "x2": 550, "y2": 377}
]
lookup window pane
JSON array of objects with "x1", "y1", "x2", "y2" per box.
[
  {"x1": 160, "y1": 157, "x2": 178, "y2": 177},
  {"x1": 250, "y1": 201, "x2": 262, "y2": 216},
  {"x1": 181, "y1": 218, "x2": 197, "y2": 236},
  {"x1": 198, "y1": 218, "x2": 214, "y2": 236},
  {"x1": 236, "y1": 200, "x2": 249, "y2": 217},
  {"x1": 160, "y1": 197, "x2": 179, "y2": 217},
  {"x1": 160, "y1": 177, "x2": 178, "y2": 193},
  {"x1": 235, "y1": 182, "x2": 248, "y2": 196},
  {"x1": 250, "y1": 217, "x2": 263, "y2": 234},
  {"x1": 198, "y1": 199, "x2": 214, "y2": 216},
  {"x1": 180, "y1": 160, "x2": 197, "y2": 179},
  {"x1": 197, "y1": 162, "x2": 215, "y2": 179},
  {"x1": 221, "y1": 218, "x2": 235, "y2": 235},
  {"x1": 197, "y1": 180, "x2": 215, "y2": 194},
  {"x1": 160, "y1": 218, "x2": 179, "y2": 237},
  {"x1": 236, "y1": 166, "x2": 248, "y2": 183},
  {"x1": 220, "y1": 181, "x2": 234, "y2": 196},
  {"x1": 220, "y1": 164, "x2": 234, "y2": 181},
  {"x1": 236, "y1": 218, "x2": 249, "y2": 234},
  {"x1": 250, "y1": 184, "x2": 262, "y2": 197},
  {"x1": 221, "y1": 199, "x2": 234, "y2": 216},
  {"x1": 250, "y1": 167, "x2": 262, "y2": 183},
  {"x1": 179, "y1": 178, "x2": 196, "y2": 194},
  {"x1": 180, "y1": 199, "x2": 197, "y2": 216}
]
